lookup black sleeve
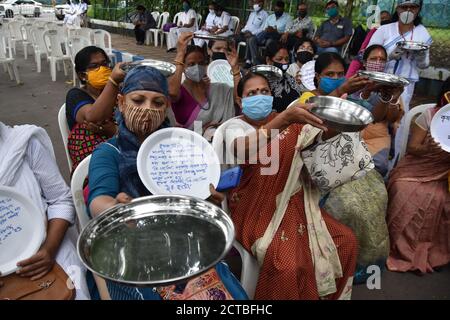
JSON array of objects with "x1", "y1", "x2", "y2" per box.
[
  {"x1": 145, "y1": 12, "x2": 157, "y2": 30},
  {"x1": 65, "y1": 88, "x2": 95, "y2": 130}
]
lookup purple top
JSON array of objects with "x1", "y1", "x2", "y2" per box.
[{"x1": 171, "y1": 86, "x2": 205, "y2": 127}]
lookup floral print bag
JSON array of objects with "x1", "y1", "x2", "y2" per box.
[{"x1": 301, "y1": 131, "x2": 374, "y2": 194}]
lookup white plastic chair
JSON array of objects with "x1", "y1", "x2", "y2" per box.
[
  {"x1": 67, "y1": 35, "x2": 91, "y2": 87},
  {"x1": 232, "y1": 240, "x2": 260, "y2": 299},
  {"x1": 398, "y1": 103, "x2": 435, "y2": 160},
  {"x1": 229, "y1": 16, "x2": 240, "y2": 35},
  {"x1": 31, "y1": 27, "x2": 48, "y2": 73},
  {"x1": 20, "y1": 23, "x2": 34, "y2": 60},
  {"x1": 151, "y1": 11, "x2": 160, "y2": 23},
  {"x1": 92, "y1": 29, "x2": 114, "y2": 62},
  {"x1": 161, "y1": 12, "x2": 182, "y2": 48},
  {"x1": 0, "y1": 33, "x2": 21, "y2": 84},
  {"x1": 70, "y1": 154, "x2": 111, "y2": 300},
  {"x1": 7, "y1": 20, "x2": 24, "y2": 56},
  {"x1": 72, "y1": 28, "x2": 93, "y2": 45},
  {"x1": 147, "y1": 11, "x2": 169, "y2": 47},
  {"x1": 341, "y1": 28, "x2": 354, "y2": 59},
  {"x1": 43, "y1": 29, "x2": 71, "y2": 81},
  {"x1": 58, "y1": 103, "x2": 73, "y2": 171},
  {"x1": 196, "y1": 13, "x2": 202, "y2": 30}
]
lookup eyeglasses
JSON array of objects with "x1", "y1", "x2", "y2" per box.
[{"x1": 86, "y1": 61, "x2": 112, "y2": 71}]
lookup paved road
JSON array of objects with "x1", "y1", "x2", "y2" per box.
[{"x1": 1, "y1": 34, "x2": 449, "y2": 300}]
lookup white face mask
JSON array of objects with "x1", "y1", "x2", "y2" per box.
[
  {"x1": 209, "y1": 9, "x2": 215, "y2": 14},
  {"x1": 184, "y1": 64, "x2": 207, "y2": 83},
  {"x1": 399, "y1": 10, "x2": 415, "y2": 24},
  {"x1": 253, "y1": 4, "x2": 260, "y2": 11}
]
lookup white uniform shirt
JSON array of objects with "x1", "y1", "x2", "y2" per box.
[
  {"x1": 368, "y1": 22, "x2": 432, "y2": 82},
  {"x1": 205, "y1": 12, "x2": 216, "y2": 29},
  {"x1": 214, "y1": 11, "x2": 232, "y2": 30},
  {"x1": 241, "y1": 9, "x2": 269, "y2": 35},
  {"x1": 179, "y1": 9, "x2": 196, "y2": 27}
]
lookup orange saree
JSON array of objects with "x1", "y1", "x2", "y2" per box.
[{"x1": 228, "y1": 123, "x2": 358, "y2": 300}]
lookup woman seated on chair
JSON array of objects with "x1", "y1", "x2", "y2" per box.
[
  {"x1": 286, "y1": 37, "x2": 317, "y2": 82},
  {"x1": 166, "y1": 0, "x2": 197, "y2": 52},
  {"x1": 168, "y1": 32, "x2": 240, "y2": 135},
  {"x1": 0, "y1": 122, "x2": 90, "y2": 300},
  {"x1": 298, "y1": 52, "x2": 391, "y2": 284},
  {"x1": 264, "y1": 42, "x2": 305, "y2": 113},
  {"x1": 65, "y1": 46, "x2": 125, "y2": 174},
  {"x1": 350, "y1": 45, "x2": 404, "y2": 177},
  {"x1": 386, "y1": 77, "x2": 450, "y2": 274},
  {"x1": 87, "y1": 65, "x2": 247, "y2": 300},
  {"x1": 223, "y1": 72, "x2": 358, "y2": 299}
]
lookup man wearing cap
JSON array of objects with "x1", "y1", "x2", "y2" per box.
[
  {"x1": 314, "y1": 0, "x2": 353, "y2": 54},
  {"x1": 368, "y1": 0, "x2": 431, "y2": 165}
]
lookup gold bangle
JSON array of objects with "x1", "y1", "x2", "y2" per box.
[
  {"x1": 230, "y1": 69, "x2": 240, "y2": 77},
  {"x1": 174, "y1": 59, "x2": 185, "y2": 66},
  {"x1": 108, "y1": 77, "x2": 118, "y2": 87}
]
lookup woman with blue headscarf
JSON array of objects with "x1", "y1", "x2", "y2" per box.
[{"x1": 87, "y1": 65, "x2": 247, "y2": 300}]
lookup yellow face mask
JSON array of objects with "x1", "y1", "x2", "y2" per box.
[{"x1": 86, "y1": 66, "x2": 112, "y2": 90}]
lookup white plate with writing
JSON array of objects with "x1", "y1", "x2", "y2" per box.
[
  {"x1": 207, "y1": 59, "x2": 234, "y2": 87},
  {"x1": 430, "y1": 103, "x2": 450, "y2": 153},
  {"x1": 137, "y1": 128, "x2": 221, "y2": 199},
  {"x1": 300, "y1": 60, "x2": 316, "y2": 91},
  {"x1": 0, "y1": 186, "x2": 46, "y2": 276}
]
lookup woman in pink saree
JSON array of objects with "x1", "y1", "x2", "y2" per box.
[{"x1": 387, "y1": 77, "x2": 450, "y2": 273}]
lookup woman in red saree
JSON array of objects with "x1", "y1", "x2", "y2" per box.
[
  {"x1": 226, "y1": 72, "x2": 358, "y2": 300},
  {"x1": 387, "y1": 78, "x2": 450, "y2": 273}
]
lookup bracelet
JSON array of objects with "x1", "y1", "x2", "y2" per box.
[
  {"x1": 379, "y1": 93, "x2": 393, "y2": 104},
  {"x1": 173, "y1": 59, "x2": 185, "y2": 66},
  {"x1": 230, "y1": 69, "x2": 240, "y2": 77},
  {"x1": 108, "y1": 77, "x2": 118, "y2": 87}
]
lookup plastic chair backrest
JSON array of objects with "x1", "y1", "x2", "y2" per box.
[
  {"x1": 211, "y1": 116, "x2": 241, "y2": 167},
  {"x1": 196, "y1": 13, "x2": 202, "y2": 29},
  {"x1": 44, "y1": 29, "x2": 64, "y2": 57},
  {"x1": 21, "y1": 23, "x2": 33, "y2": 41},
  {"x1": 341, "y1": 28, "x2": 354, "y2": 58},
  {"x1": 70, "y1": 154, "x2": 91, "y2": 230},
  {"x1": 398, "y1": 103, "x2": 435, "y2": 160},
  {"x1": 159, "y1": 12, "x2": 170, "y2": 29},
  {"x1": 173, "y1": 12, "x2": 182, "y2": 25},
  {"x1": 0, "y1": 33, "x2": 12, "y2": 59},
  {"x1": 151, "y1": 11, "x2": 160, "y2": 22},
  {"x1": 8, "y1": 21, "x2": 23, "y2": 40},
  {"x1": 229, "y1": 16, "x2": 240, "y2": 34},
  {"x1": 93, "y1": 29, "x2": 112, "y2": 54},
  {"x1": 68, "y1": 35, "x2": 90, "y2": 62},
  {"x1": 58, "y1": 103, "x2": 73, "y2": 171},
  {"x1": 75, "y1": 28, "x2": 93, "y2": 44},
  {"x1": 32, "y1": 27, "x2": 47, "y2": 52}
]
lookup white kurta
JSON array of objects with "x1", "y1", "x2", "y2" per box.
[
  {"x1": 0, "y1": 123, "x2": 90, "y2": 300},
  {"x1": 194, "y1": 11, "x2": 233, "y2": 47},
  {"x1": 167, "y1": 9, "x2": 197, "y2": 50}
]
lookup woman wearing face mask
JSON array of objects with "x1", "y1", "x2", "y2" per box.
[
  {"x1": 264, "y1": 42, "x2": 304, "y2": 113},
  {"x1": 352, "y1": 45, "x2": 404, "y2": 177},
  {"x1": 368, "y1": 0, "x2": 432, "y2": 163},
  {"x1": 87, "y1": 65, "x2": 248, "y2": 300},
  {"x1": 286, "y1": 38, "x2": 316, "y2": 83},
  {"x1": 299, "y1": 52, "x2": 391, "y2": 284},
  {"x1": 169, "y1": 32, "x2": 240, "y2": 133},
  {"x1": 166, "y1": 1, "x2": 197, "y2": 52},
  {"x1": 207, "y1": 39, "x2": 229, "y2": 61},
  {"x1": 65, "y1": 46, "x2": 125, "y2": 173},
  {"x1": 222, "y1": 72, "x2": 358, "y2": 299}
]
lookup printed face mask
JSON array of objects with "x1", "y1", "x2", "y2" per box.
[
  {"x1": 121, "y1": 103, "x2": 166, "y2": 136},
  {"x1": 273, "y1": 61, "x2": 289, "y2": 73},
  {"x1": 184, "y1": 64, "x2": 207, "y2": 82},
  {"x1": 365, "y1": 60, "x2": 386, "y2": 72}
]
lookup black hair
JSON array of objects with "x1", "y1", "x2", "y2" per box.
[
  {"x1": 185, "y1": 45, "x2": 207, "y2": 60},
  {"x1": 392, "y1": 1, "x2": 423, "y2": 26},
  {"x1": 437, "y1": 77, "x2": 450, "y2": 108},
  {"x1": 362, "y1": 44, "x2": 387, "y2": 61},
  {"x1": 326, "y1": 0, "x2": 339, "y2": 8},
  {"x1": 237, "y1": 72, "x2": 270, "y2": 98},
  {"x1": 275, "y1": 1, "x2": 285, "y2": 9},
  {"x1": 74, "y1": 46, "x2": 109, "y2": 83},
  {"x1": 136, "y1": 5, "x2": 146, "y2": 11},
  {"x1": 215, "y1": 3, "x2": 224, "y2": 11},
  {"x1": 314, "y1": 52, "x2": 346, "y2": 74},
  {"x1": 293, "y1": 37, "x2": 317, "y2": 55},
  {"x1": 380, "y1": 10, "x2": 391, "y2": 16},
  {"x1": 183, "y1": 0, "x2": 191, "y2": 5},
  {"x1": 265, "y1": 41, "x2": 289, "y2": 60}
]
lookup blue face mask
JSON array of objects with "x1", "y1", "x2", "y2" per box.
[
  {"x1": 242, "y1": 95, "x2": 274, "y2": 120},
  {"x1": 319, "y1": 77, "x2": 345, "y2": 94},
  {"x1": 326, "y1": 7, "x2": 339, "y2": 18}
]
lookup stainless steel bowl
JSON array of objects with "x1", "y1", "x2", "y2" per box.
[
  {"x1": 396, "y1": 40, "x2": 430, "y2": 51},
  {"x1": 308, "y1": 96, "x2": 374, "y2": 132},
  {"x1": 77, "y1": 195, "x2": 235, "y2": 286},
  {"x1": 250, "y1": 64, "x2": 283, "y2": 81},
  {"x1": 193, "y1": 34, "x2": 233, "y2": 42},
  {"x1": 120, "y1": 59, "x2": 176, "y2": 77},
  {"x1": 358, "y1": 70, "x2": 410, "y2": 87}
]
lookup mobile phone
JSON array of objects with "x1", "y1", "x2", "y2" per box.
[{"x1": 216, "y1": 166, "x2": 243, "y2": 191}]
